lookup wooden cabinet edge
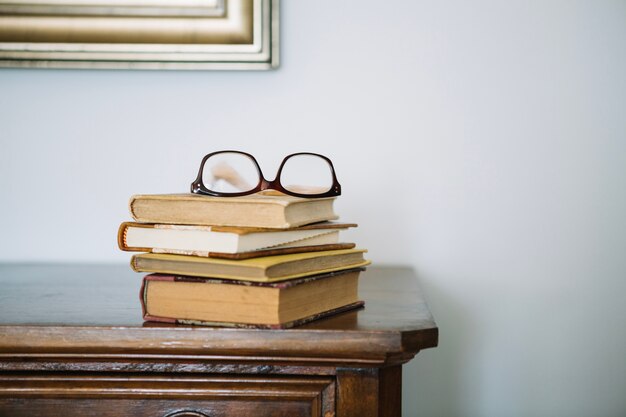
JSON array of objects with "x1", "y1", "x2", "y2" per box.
[
  {"x1": 401, "y1": 327, "x2": 439, "y2": 351},
  {"x1": 0, "y1": 326, "x2": 436, "y2": 362}
]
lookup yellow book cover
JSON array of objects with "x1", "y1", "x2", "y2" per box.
[{"x1": 131, "y1": 248, "x2": 371, "y2": 282}]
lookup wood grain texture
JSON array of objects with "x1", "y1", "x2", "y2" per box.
[
  {"x1": 0, "y1": 265, "x2": 438, "y2": 367},
  {"x1": 336, "y1": 367, "x2": 402, "y2": 417},
  {"x1": 0, "y1": 373, "x2": 333, "y2": 417},
  {"x1": 0, "y1": 358, "x2": 339, "y2": 375},
  {"x1": 0, "y1": 264, "x2": 438, "y2": 415},
  {"x1": 0, "y1": 399, "x2": 314, "y2": 417}
]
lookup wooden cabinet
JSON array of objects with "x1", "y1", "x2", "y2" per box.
[
  {"x1": 0, "y1": 374, "x2": 335, "y2": 417},
  {"x1": 0, "y1": 266, "x2": 437, "y2": 416}
]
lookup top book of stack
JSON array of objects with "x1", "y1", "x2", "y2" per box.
[{"x1": 129, "y1": 193, "x2": 338, "y2": 229}]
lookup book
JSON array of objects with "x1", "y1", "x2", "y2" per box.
[
  {"x1": 140, "y1": 268, "x2": 365, "y2": 328},
  {"x1": 129, "y1": 193, "x2": 338, "y2": 228},
  {"x1": 131, "y1": 248, "x2": 371, "y2": 282},
  {"x1": 118, "y1": 221, "x2": 356, "y2": 255},
  {"x1": 195, "y1": 242, "x2": 357, "y2": 260}
]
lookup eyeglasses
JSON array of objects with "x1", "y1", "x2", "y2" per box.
[{"x1": 191, "y1": 151, "x2": 341, "y2": 198}]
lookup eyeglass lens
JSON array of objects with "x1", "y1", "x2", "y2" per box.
[
  {"x1": 279, "y1": 154, "x2": 334, "y2": 194},
  {"x1": 201, "y1": 152, "x2": 334, "y2": 195},
  {"x1": 201, "y1": 152, "x2": 260, "y2": 194}
]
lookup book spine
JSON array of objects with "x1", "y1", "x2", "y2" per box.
[
  {"x1": 140, "y1": 275, "x2": 177, "y2": 324},
  {"x1": 118, "y1": 222, "x2": 158, "y2": 253},
  {"x1": 128, "y1": 196, "x2": 140, "y2": 222},
  {"x1": 117, "y1": 222, "x2": 129, "y2": 251},
  {"x1": 129, "y1": 255, "x2": 140, "y2": 272},
  {"x1": 139, "y1": 276, "x2": 148, "y2": 318}
]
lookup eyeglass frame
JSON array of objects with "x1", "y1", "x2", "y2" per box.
[{"x1": 190, "y1": 150, "x2": 342, "y2": 198}]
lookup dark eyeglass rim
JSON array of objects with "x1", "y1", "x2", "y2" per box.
[{"x1": 190, "y1": 150, "x2": 342, "y2": 198}]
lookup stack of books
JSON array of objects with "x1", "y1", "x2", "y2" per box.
[{"x1": 118, "y1": 193, "x2": 370, "y2": 328}]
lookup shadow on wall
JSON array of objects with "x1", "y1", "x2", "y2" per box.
[{"x1": 403, "y1": 272, "x2": 472, "y2": 417}]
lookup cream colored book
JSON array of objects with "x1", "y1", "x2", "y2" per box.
[
  {"x1": 131, "y1": 249, "x2": 371, "y2": 282},
  {"x1": 129, "y1": 193, "x2": 338, "y2": 228},
  {"x1": 118, "y1": 221, "x2": 356, "y2": 255}
]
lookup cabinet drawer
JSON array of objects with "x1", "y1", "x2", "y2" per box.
[{"x1": 0, "y1": 373, "x2": 335, "y2": 417}]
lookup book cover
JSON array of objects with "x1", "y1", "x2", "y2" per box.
[
  {"x1": 131, "y1": 248, "x2": 371, "y2": 282},
  {"x1": 129, "y1": 193, "x2": 338, "y2": 228},
  {"x1": 140, "y1": 268, "x2": 366, "y2": 328},
  {"x1": 200, "y1": 242, "x2": 357, "y2": 260},
  {"x1": 117, "y1": 221, "x2": 356, "y2": 255},
  {"x1": 143, "y1": 302, "x2": 366, "y2": 329}
]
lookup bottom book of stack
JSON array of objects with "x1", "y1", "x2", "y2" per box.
[{"x1": 140, "y1": 268, "x2": 365, "y2": 329}]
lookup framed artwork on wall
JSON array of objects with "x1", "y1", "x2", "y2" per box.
[{"x1": 0, "y1": 0, "x2": 278, "y2": 70}]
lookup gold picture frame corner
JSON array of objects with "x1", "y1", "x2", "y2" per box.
[{"x1": 0, "y1": 0, "x2": 279, "y2": 70}]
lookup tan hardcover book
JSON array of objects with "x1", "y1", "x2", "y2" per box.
[
  {"x1": 118, "y1": 221, "x2": 357, "y2": 255},
  {"x1": 201, "y1": 243, "x2": 357, "y2": 260},
  {"x1": 131, "y1": 248, "x2": 371, "y2": 282},
  {"x1": 129, "y1": 193, "x2": 338, "y2": 228},
  {"x1": 141, "y1": 268, "x2": 365, "y2": 328}
]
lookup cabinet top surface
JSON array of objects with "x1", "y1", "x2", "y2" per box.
[{"x1": 0, "y1": 265, "x2": 437, "y2": 359}]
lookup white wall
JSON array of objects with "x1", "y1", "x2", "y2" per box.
[{"x1": 1, "y1": 1, "x2": 625, "y2": 416}]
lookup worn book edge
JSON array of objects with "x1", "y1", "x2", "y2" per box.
[
  {"x1": 130, "y1": 250, "x2": 371, "y2": 282},
  {"x1": 139, "y1": 268, "x2": 366, "y2": 328},
  {"x1": 142, "y1": 267, "x2": 366, "y2": 289},
  {"x1": 142, "y1": 300, "x2": 365, "y2": 329},
  {"x1": 128, "y1": 194, "x2": 338, "y2": 228}
]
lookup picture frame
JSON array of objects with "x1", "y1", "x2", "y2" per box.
[{"x1": 0, "y1": 0, "x2": 278, "y2": 70}]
